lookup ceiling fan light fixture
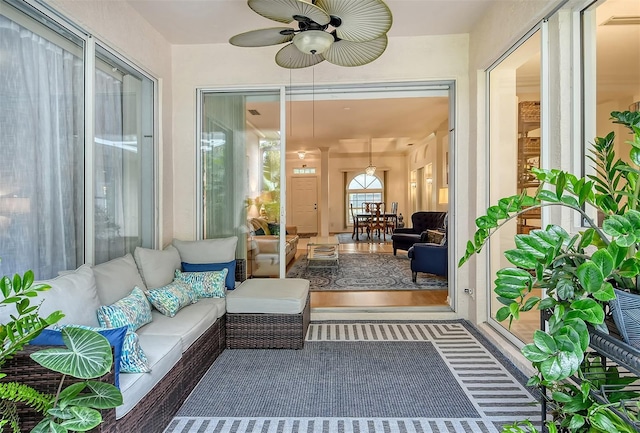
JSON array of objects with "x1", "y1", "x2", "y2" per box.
[{"x1": 292, "y1": 30, "x2": 334, "y2": 55}]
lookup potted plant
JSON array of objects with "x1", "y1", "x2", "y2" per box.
[
  {"x1": 0, "y1": 270, "x2": 123, "y2": 432},
  {"x1": 459, "y1": 110, "x2": 640, "y2": 432}
]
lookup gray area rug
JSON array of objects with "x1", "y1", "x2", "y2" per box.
[
  {"x1": 286, "y1": 253, "x2": 448, "y2": 291},
  {"x1": 165, "y1": 322, "x2": 541, "y2": 433},
  {"x1": 177, "y1": 341, "x2": 478, "y2": 418}
]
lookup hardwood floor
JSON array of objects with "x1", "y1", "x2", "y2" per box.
[{"x1": 294, "y1": 235, "x2": 449, "y2": 309}]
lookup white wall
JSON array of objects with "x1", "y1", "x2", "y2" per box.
[
  {"x1": 171, "y1": 34, "x2": 470, "y2": 246},
  {"x1": 45, "y1": 0, "x2": 174, "y2": 247}
]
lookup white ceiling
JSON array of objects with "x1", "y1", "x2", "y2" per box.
[
  {"x1": 124, "y1": 0, "x2": 495, "y2": 157},
  {"x1": 125, "y1": 0, "x2": 497, "y2": 45},
  {"x1": 124, "y1": 0, "x2": 639, "y2": 157}
]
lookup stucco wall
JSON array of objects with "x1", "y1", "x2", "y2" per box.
[{"x1": 45, "y1": 0, "x2": 174, "y2": 247}]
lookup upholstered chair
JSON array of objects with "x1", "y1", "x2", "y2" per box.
[{"x1": 391, "y1": 211, "x2": 447, "y2": 255}]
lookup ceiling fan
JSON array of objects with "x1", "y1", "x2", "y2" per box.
[{"x1": 229, "y1": 0, "x2": 393, "y2": 69}]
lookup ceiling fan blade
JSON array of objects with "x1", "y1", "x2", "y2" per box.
[
  {"x1": 229, "y1": 27, "x2": 295, "y2": 47},
  {"x1": 275, "y1": 43, "x2": 325, "y2": 69},
  {"x1": 323, "y1": 35, "x2": 388, "y2": 67},
  {"x1": 316, "y1": 0, "x2": 392, "y2": 42},
  {"x1": 248, "y1": 0, "x2": 330, "y2": 26}
]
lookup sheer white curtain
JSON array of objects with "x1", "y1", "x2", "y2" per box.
[{"x1": 0, "y1": 14, "x2": 83, "y2": 279}]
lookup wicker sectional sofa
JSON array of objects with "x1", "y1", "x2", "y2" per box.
[{"x1": 1, "y1": 237, "x2": 242, "y2": 432}]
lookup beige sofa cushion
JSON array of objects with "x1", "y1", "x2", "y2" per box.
[
  {"x1": 172, "y1": 237, "x2": 238, "y2": 263},
  {"x1": 116, "y1": 334, "x2": 182, "y2": 419},
  {"x1": 0, "y1": 265, "x2": 101, "y2": 328},
  {"x1": 133, "y1": 245, "x2": 181, "y2": 289},
  {"x1": 93, "y1": 254, "x2": 147, "y2": 305},
  {"x1": 227, "y1": 278, "x2": 309, "y2": 314},
  {"x1": 137, "y1": 298, "x2": 224, "y2": 352}
]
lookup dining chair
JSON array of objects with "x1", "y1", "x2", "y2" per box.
[
  {"x1": 367, "y1": 202, "x2": 387, "y2": 241},
  {"x1": 385, "y1": 201, "x2": 398, "y2": 234},
  {"x1": 350, "y1": 203, "x2": 366, "y2": 239}
]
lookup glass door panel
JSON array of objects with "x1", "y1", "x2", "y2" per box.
[
  {"x1": 488, "y1": 30, "x2": 542, "y2": 344},
  {"x1": 200, "y1": 90, "x2": 284, "y2": 278}
]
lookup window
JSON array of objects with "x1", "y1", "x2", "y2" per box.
[
  {"x1": 346, "y1": 173, "x2": 383, "y2": 223},
  {"x1": 0, "y1": 0, "x2": 156, "y2": 278},
  {"x1": 94, "y1": 46, "x2": 155, "y2": 264}
]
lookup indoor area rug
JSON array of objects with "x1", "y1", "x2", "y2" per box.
[
  {"x1": 286, "y1": 253, "x2": 447, "y2": 291},
  {"x1": 164, "y1": 321, "x2": 540, "y2": 433}
]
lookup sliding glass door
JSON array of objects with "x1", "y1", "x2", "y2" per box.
[{"x1": 198, "y1": 89, "x2": 286, "y2": 277}]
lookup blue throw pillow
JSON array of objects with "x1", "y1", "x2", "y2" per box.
[
  {"x1": 30, "y1": 326, "x2": 127, "y2": 388},
  {"x1": 182, "y1": 260, "x2": 236, "y2": 290}
]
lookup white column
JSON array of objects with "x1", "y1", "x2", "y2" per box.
[{"x1": 319, "y1": 147, "x2": 330, "y2": 237}]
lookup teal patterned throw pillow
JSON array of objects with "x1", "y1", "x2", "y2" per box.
[
  {"x1": 175, "y1": 269, "x2": 227, "y2": 299},
  {"x1": 145, "y1": 280, "x2": 197, "y2": 317},
  {"x1": 97, "y1": 286, "x2": 153, "y2": 332},
  {"x1": 119, "y1": 329, "x2": 151, "y2": 373},
  {"x1": 58, "y1": 324, "x2": 151, "y2": 374}
]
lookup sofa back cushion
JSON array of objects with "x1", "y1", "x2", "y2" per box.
[
  {"x1": 0, "y1": 265, "x2": 101, "y2": 328},
  {"x1": 133, "y1": 245, "x2": 181, "y2": 289},
  {"x1": 411, "y1": 212, "x2": 447, "y2": 233},
  {"x1": 172, "y1": 237, "x2": 238, "y2": 263},
  {"x1": 93, "y1": 253, "x2": 147, "y2": 306},
  {"x1": 173, "y1": 237, "x2": 238, "y2": 289}
]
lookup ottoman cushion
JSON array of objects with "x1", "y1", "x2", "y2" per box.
[{"x1": 227, "y1": 278, "x2": 309, "y2": 314}]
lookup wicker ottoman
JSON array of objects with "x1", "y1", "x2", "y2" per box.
[{"x1": 226, "y1": 278, "x2": 310, "y2": 349}]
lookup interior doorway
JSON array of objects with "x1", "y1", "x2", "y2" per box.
[{"x1": 246, "y1": 81, "x2": 454, "y2": 311}]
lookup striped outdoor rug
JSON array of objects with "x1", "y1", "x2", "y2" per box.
[{"x1": 164, "y1": 322, "x2": 540, "y2": 433}]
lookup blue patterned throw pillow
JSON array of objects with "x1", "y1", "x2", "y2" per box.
[
  {"x1": 175, "y1": 269, "x2": 227, "y2": 299},
  {"x1": 181, "y1": 260, "x2": 236, "y2": 290},
  {"x1": 145, "y1": 279, "x2": 197, "y2": 317},
  {"x1": 97, "y1": 286, "x2": 153, "y2": 332}
]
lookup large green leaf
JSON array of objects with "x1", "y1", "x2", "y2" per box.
[
  {"x1": 514, "y1": 234, "x2": 547, "y2": 259},
  {"x1": 533, "y1": 330, "x2": 557, "y2": 354},
  {"x1": 59, "y1": 406, "x2": 102, "y2": 431},
  {"x1": 591, "y1": 249, "x2": 614, "y2": 278},
  {"x1": 522, "y1": 343, "x2": 550, "y2": 362},
  {"x1": 541, "y1": 350, "x2": 580, "y2": 381},
  {"x1": 65, "y1": 381, "x2": 123, "y2": 409},
  {"x1": 568, "y1": 298, "x2": 605, "y2": 325},
  {"x1": 575, "y1": 261, "x2": 604, "y2": 293},
  {"x1": 504, "y1": 249, "x2": 538, "y2": 269},
  {"x1": 30, "y1": 328, "x2": 112, "y2": 379}
]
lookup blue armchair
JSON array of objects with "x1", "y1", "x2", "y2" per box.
[{"x1": 408, "y1": 241, "x2": 448, "y2": 281}]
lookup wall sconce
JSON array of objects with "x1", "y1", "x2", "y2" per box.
[
  {"x1": 410, "y1": 181, "x2": 417, "y2": 189},
  {"x1": 438, "y1": 187, "x2": 449, "y2": 205},
  {"x1": 297, "y1": 150, "x2": 306, "y2": 160},
  {"x1": 425, "y1": 177, "x2": 433, "y2": 184}
]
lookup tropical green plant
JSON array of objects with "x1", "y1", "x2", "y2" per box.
[
  {"x1": 459, "y1": 110, "x2": 640, "y2": 432},
  {"x1": 0, "y1": 270, "x2": 123, "y2": 432}
]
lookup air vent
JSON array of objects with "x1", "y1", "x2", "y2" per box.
[
  {"x1": 248, "y1": 109, "x2": 261, "y2": 115},
  {"x1": 601, "y1": 16, "x2": 640, "y2": 26}
]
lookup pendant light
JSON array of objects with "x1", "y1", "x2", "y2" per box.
[{"x1": 365, "y1": 138, "x2": 376, "y2": 176}]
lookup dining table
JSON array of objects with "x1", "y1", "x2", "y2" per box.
[{"x1": 354, "y1": 213, "x2": 398, "y2": 241}]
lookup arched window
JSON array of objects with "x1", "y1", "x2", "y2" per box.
[{"x1": 346, "y1": 173, "x2": 383, "y2": 223}]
